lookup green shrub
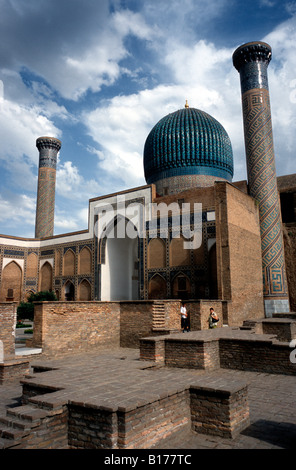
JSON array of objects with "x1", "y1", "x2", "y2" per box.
[
  {"x1": 17, "y1": 301, "x2": 34, "y2": 321},
  {"x1": 27, "y1": 291, "x2": 58, "y2": 303},
  {"x1": 17, "y1": 291, "x2": 57, "y2": 322}
]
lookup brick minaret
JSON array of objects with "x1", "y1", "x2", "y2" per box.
[
  {"x1": 35, "y1": 136, "x2": 61, "y2": 238},
  {"x1": 233, "y1": 41, "x2": 289, "y2": 315}
]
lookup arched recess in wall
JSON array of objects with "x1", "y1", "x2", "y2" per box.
[
  {"x1": 25, "y1": 290, "x2": 35, "y2": 301},
  {"x1": 79, "y1": 279, "x2": 91, "y2": 300},
  {"x1": 26, "y1": 253, "x2": 38, "y2": 278},
  {"x1": 79, "y1": 247, "x2": 92, "y2": 274},
  {"x1": 208, "y1": 242, "x2": 218, "y2": 299},
  {"x1": 63, "y1": 249, "x2": 75, "y2": 276},
  {"x1": 148, "y1": 238, "x2": 166, "y2": 268},
  {"x1": 148, "y1": 273, "x2": 167, "y2": 299},
  {"x1": 0, "y1": 261, "x2": 22, "y2": 302},
  {"x1": 169, "y1": 236, "x2": 191, "y2": 267},
  {"x1": 40, "y1": 262, "x2": 53, "y2": 292},
  {"x1": 100, "y1": 215, "x2": 139, "y2": 301},
  {"x1": 171, "y1": 272, "x2": 191, "y2": 299},
  {"x1": 64, "y1": 280, "x2": 75, "y2": 301}
]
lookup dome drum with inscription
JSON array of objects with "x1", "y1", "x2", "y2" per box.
[{"x1": 143, "y1": 103, "x2": 234, "y2": 195}]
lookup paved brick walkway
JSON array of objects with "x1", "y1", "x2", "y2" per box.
[{"x1": 1, "y1": 347, "x2": 296, "y2": 449}]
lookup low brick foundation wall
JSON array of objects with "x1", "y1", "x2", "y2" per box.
[
  {"x1": 0, "y1": 359, "x2": 30, "y2": 384},
  {"x1": 140, "y1": 331, "x2": 296, "y2": 376},
  {"x1": 67, "y1": 381, "x2": 249, "y2": 448},
  {"x1": 219, "y1": 337, "x2": 296, "y2": 375},
  {"x1": 261, "y1": 319, "x2": 296, "y2": 342},
  {"x1": 118, "y1": 391, "x2": 190, "y2": 449},
  {"x1": 68, "y1": 403, "x2": 118, "y2": 449},
  {"x1": 140, "y1": 337, "x2": 165, "y2": 363},
  {"x1": 165, "y1": 338, "x2": 220, "y2": 370},
  {"x1": 190, "y1": 378, "x2": 249, "y2": 438},
  {"x1": 68, "y1": 390, "x2": 190, "y2": 449}
]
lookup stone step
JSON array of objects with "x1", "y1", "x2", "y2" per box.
[
  {"x1": 0, "y1": 405, "x2": 49, "y2": 438},
  {"x1": 0, "y1": 436, "x2": 16, "y2": 449},
  {"x1": 0, "y1": 423, "x2": 29, "y2": 440},
  {"x1": 7, "y1": 405, "x2": 49, "y2": 423}
]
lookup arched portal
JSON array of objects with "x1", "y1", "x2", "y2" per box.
[{"x1": 100, "y1": 216, "x2": 139, "y2": 301}]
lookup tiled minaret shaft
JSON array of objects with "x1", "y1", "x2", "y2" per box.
[
  {"x1": 233, "y1": 42, "x2": 289, "y2": 315},
  {"x1": 35, "y1": 137, "x2": 61, "y2": 239}
]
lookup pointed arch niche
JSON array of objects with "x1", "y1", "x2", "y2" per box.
[
  {"x1": 0, "y1": 261, "x2": 22, "y2": 302},
  {"x1": 40, "y1": 262, "x2": 53, "y2": 292},
  {"x1": 148, "y1": 273, "x2": 167, "y2": 299},
  {"x1": 78, "y1": 246, "x2": 92, "y2": 274},
  {"x1": 79, "y1": 279, "x2": 91, "y2": 301},
  {"x1": 169, "y1": 236, "x2": 191, "y2": 266},
  {"x1": 26, "y1": 252, "x2": 38, "y2": 278},
  {"x1": 63, "y1": 249, "x2": 75, "y2": 276},
  {"x1": 148, "y1": 238, "x2": 166, "y2": 268}
]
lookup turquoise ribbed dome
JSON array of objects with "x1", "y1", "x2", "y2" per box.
[{"x1": 143, "y1": 106, "x2": 233, "y2": 185}]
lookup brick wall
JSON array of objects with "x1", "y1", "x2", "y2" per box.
[
  {"x1": 187, "y1": 300, "x2": 224, "y2": 330},
  {"x1": 118, "y1": 390, "x2": 190, "y2": 449},
  {"x1": 0, "y1": 302, "x2": 17, "y2": 360},
  {"x1": 68, "y1": 390, "x2": 190, "y2": 449},
  {"x1": 215, "y1": 182, "x2": 265, "y2": 325},
  {"x1": 31, "y1": 300, "x2": 226, "y2": 357},
  {"x1": 190, "y1": 379, "x2": 249, "y2": 438},
  {"x1": 165, "y1": 338, "x2": 220, "y2": 370},
  {"x1": 120, "y1": 301, "x2": 154, "y2": 348},
  {"x1": 32, "y1": 301, "x2": 121, "y2": 357},
  {"x1": 219, "y1": 337, "x2": 296, "y2": 375},
  {"x1": 120, "y1": 300, "x2": 181, "y2": 348}
]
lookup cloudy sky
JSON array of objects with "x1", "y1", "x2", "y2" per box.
[{"x1": 0, "y1": 0, "x2": 296, "y2": 237}]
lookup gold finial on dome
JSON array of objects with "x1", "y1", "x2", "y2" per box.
[{"x1": 185, "y1": 100, "x2": 189, "y2": 108}]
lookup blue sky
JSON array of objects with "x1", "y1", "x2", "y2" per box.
[{"x1": 0, "y1": 0, "x2": 296, "y2": 237}]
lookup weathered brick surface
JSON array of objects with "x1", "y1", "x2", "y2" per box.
[
  {"x1": 3, "y1": 404, "x2": 68, "y2": 449},
  {"x1": 68, "y1": 404, "x2": 118, "y2": 449},
  {"x1": 0, "y1": 359, "x2": 29, "y2": 384},
  {"x1": 0, "y1": 302, "x2": 17, "y2": 360},
  {"x1": 139, "y1": 337, "x2": 165, "y2": 363},
  {"x1": 120, "y1": 301, "x2": 154, "y2": 348},
  {"x1": 190, "y1": 379, "x2": 249, "y2": 438},
  {"x1": 187, "y1": 300, "x2": 224, "y2": 330},
  {"x1": 165, "y1": 338, "x2": 220, "y2": 370},
  {"x1": 261, "y1": 318, "x2": 296, "y2": 342},
  {"x1": 215, "y1": 182, "x2": 265, "y2": 326},
  {"x1": 32, "y1": 301, "x2": 121, "y2": 357},
  {"x1": 67, "y1": 390, "x2": 190, "y2": 449},
  {"x1": 219, "y1": 337, "x2": 296, "y2": 375}
]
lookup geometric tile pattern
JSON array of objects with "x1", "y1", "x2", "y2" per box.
[
  {"x1": 35, "y1": 168, "x2": 56, "y2": 238},
  {"x1": 35, "y1": 137, "x2": 61, "y2": 239},
  {"x1": 242, "y1": 89, "x2": 288, "y2": 297},
  {"x1": 143, "y1": 107, "x2": 233, "y2": 186},
  {"x1": 234, "y1": 43, "x2": 289, "y2": 299}
]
